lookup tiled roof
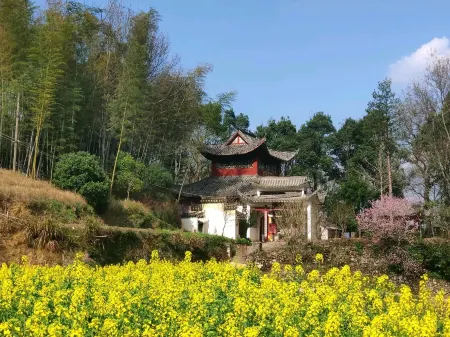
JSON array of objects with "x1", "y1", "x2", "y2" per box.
[
  {"x1": 268, "y1": 149, "x2": 298, "y2": 161},
  {"x1": 239, "y1": 190, "x2": 319, "y2": 204},
  {"x1": 238, "y1": 191, "x2": 305, "y2": 203},
  {"x1": 200, "y1": 138, "x2": 298, "y2": 162},
  {"x1": 200, "y1": 138, "x2": 266, "y2": 157},
  {"x1": 180, "y1": 176, "x2": 256, "y2": 198},
  {"x1": 257, "y1": 176, "x2": 307, "y2": 188},
  {"x1": 225, "y1": 130, "x2": 258, "y2": 145},
  {"x1": 179, "y1": 175, "x2": 309, "y2": 198}
]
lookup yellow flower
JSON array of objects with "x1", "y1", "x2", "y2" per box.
[
  {"x1": 0, "y1": 250, "x2": 446, "y2": 336},
  {"x1": 315, "y1": 253, "x2": 324, "y2": 263}
]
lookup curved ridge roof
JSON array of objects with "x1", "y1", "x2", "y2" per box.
[{"x1": 200, "y1": 131, "x2": 297, "y2": 162}]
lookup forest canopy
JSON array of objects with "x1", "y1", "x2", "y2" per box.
[{"x1": 1, "y1": 1, "x2": 449, "y2": 223}]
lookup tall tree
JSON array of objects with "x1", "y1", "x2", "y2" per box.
[
  {"x1": 0, "y1": 0, "x2": 33, "y2": 169},
  {"x1": 256, "y1": 117, "x2": 297, "y2": 151},
  {"x1": 28, "y1": 7, "x2": 65, "y2": 178},
  {"x1": 330, "y1": 118, "x2": 364, "y2": 177},
  {"x1": 364, "y1": 78, "x2": 400, "y2": 196},
  {"x1": 0, "y1": 25, "x2": 13, "y2": 165},
  {"x1": 293, "y1": 112, "x2": 336, "y2": 190},
  {"x1": 109, "y1": 11, "x2": 153, "y2": 193}
]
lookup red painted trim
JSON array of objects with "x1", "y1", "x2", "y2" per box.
[
  {"x1": 264, "y1": 210, "x2": 268, "y2": 240},
  {"x1": 254, "y1": 208, "x2": 282, "y2": 211},
  {"x1": 212, "y1": 159, "x2": 258, "y2": 176}
]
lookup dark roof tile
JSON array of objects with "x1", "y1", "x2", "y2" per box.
[{"x1": 179, "y1": 175, "x2": 309, "y2": 198}]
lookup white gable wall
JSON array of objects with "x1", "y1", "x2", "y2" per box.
[
  {"x1": 181, "y1": 217, "x2": 198, "y2": 232},
  {"x1": 203, "y1": 203, "x2": 237, "y2": 239}
]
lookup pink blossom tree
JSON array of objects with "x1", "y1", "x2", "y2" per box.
[{"x1": 357, "y1": 196, "x2": 418, "y2": 243}]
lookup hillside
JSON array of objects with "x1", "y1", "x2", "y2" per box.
[{"x1": 0, "y1": 169, "x2": 230, "y2": 265}]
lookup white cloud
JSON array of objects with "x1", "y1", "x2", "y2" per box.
[{"x1": 388, "y1": 37, "x2": 450, "y2": 85}]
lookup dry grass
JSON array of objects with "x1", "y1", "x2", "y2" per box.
[
  {"x1": 0, "y1": 169, "x2": 86, "y2": 207},
  {"x1": 0, "y1": 231, "x2": 72, "y2": 266},
  {"x1": 121, "y1": 199, "x2": 151, "y2": 213}
]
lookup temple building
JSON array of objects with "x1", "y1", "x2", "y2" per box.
[{"x1": 178, "y1": 130, "x2": 321, "y2": 242}]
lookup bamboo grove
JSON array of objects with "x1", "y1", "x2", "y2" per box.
[{"x1": 0, "y1": 0, "x2": 231, "y2": 184}]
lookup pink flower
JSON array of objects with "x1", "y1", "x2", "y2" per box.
[{"x1": 357, "y1": 196, "x2": 417, "y2": 241}]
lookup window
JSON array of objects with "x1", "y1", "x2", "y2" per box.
[{"x1": 216, "y1": 160, "x2": 253, "y2": 169}]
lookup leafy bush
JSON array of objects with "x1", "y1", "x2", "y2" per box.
[
  {"x1": 103, "y1": 199, "x2": 148, "y2": 228},
  {"x1": 235, "y1": 237, "x2": 252, "y2": 246},
  {"x1": 103, "y1": 199, "x2": 175, "y2": 229},
  {"x1": 86, "y1": 227, "x2": 232, "y2": 264},
  {"x1": 114, "y1": 152, "x2": 145, "y2": 199},
  {"x1": 79, "y1": 182, "x2": 109, "y2": 213},
  {"x1": 151, "y1": 203, "x2": 179, "y2": 229},
  {"x1": 53, "y1": 152, "x2": 108, "y2": 191},
  {"x1": 142, "y1": 163, "x2": 173, "y2": 199},
  {"x1": 28, "y1": 199, "x2": 92, "y2": 221},
  {"x1": 414, "y1": 239, "x2": 450, "y2": 280},
  {"x1": 53, "y1": 152, "x2": 109, "y2": 211}
]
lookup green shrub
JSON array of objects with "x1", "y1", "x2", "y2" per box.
[
  {"x1": 53, "y1": 152, "x2": 107, "y2": 191},
  {"x1": 235, "y1": 237, "x2": 252, "y2": 246},
  {"x1": 28, "y1": 199, "x2": 92, "y2": 221},
  {"x1": 53, "y1": 152, "x2": 109, "y2": 211},
  {"x1": 85, "y1": 227, "x2": 231, "y2": 264},
  {"x1": 79, "y1": 182, "x2": 109, "y2": 213},
  {"x1": 415, "y1": 239, "x2": 450, "y2": 280},
  {"x1": 103, "y1": 199, "x2": 168, "y2": 229},
  {"x1": 152, "y1": 205, "x2": 178, "y2": 229},
  {"x1": 115, "y1": 152, "x2": 145, "y2": 199},
  {"x1": 121, "y1": 199, "x2": 151, "y2": 228},
  {"x1": 142, "y1": 163, "x2": 173, "y2": 199},
  {"x1": 354, "y1": 241, "x2": 364, "y2": 256}
]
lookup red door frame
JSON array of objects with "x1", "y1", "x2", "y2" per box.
[{"x1": 254, "y1": 208, "x2": 280, "y2": 241}]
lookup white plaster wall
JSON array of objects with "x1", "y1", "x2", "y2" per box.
[
  {"x1": 202, "y1": 221, "x2": 209, "y2": 234},
  {"x1": 247, "y1": 226, "x2": 260, "y2": 241},
  {"x1": 307, "y1": 201, "x2": 312, "y2": 241},
  {"x1": 203, "y1": 203, "x2": 237, "y2": 239},
  {"x1": 181, "y1": 217, "x2": 198, "y2": 232},
  {"x1": 320, "y1": 226, "x2": 329, "y2": 240},
  {"x1": 311, "y1": 198, "x2": 321, "y2": 241}
]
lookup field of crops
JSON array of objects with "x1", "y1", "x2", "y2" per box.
[{"x1": 0, "y1": 252, "x2": 448, "y2": 337}]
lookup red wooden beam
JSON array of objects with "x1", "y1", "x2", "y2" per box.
[{"x1": 254, "y1": 208, "x2": 282, "y2": 212}]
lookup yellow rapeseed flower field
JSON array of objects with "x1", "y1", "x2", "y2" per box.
[{"x1": 0, "y1": 251, "x2": 449, "y2": 337}]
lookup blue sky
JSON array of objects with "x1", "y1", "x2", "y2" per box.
[{"x1": 36, "y1": 0, "x2": 450, "y2": 130}]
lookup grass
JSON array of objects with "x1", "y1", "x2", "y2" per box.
[
  {"x1": 0, "y1": 169, "x2": 231, "y2": 266},
  {"x1": 0, "y1": 169, "x2": 86, "y2": 207},
  {"x1": 103, "y1": 198, "x2": 177, "y2": 229}
]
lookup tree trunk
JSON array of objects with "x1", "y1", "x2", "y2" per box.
[
  {"x1": 0, "y1": 78, "x2": 4, "y2": 165},
  {"x1": 387, "y1": 151, "x2": 393, "y2": 197},
  {"x1": 110, "y1": 106, "x2": 127, "y2": 195},
  {"x1": 378, "y1": 145, "x2": 384, "y2": 196},
  {"x1": 31, "y1": 126, "x2": 41, "y2": 179},
  {"x1": 50, "y1": 146, "x2": 55, "y2": 182},
  {"x1": 424, "y1": 175, "x2": 431, "y2": 204},
  {"x1": 12, "y1": 92, "x2": 19, "y2": 172},
  {"x1": 26, "y1": 130, "x2": 34, "y2": 176}
]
